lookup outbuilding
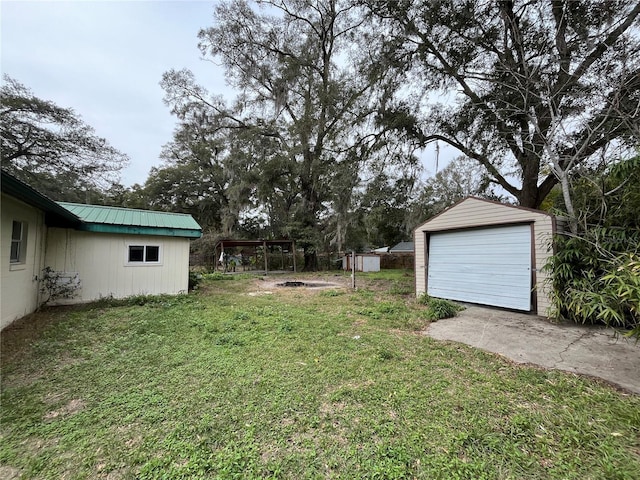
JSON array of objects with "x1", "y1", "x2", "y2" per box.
[
  {"x1": 342, "y1": 253, "x2": 381, "y2": 272},
  {"x1": 414, "y1": 197, "x2": 557, "y2": 315},
  {"x1": 48, "y1": 202, "x2": 201, "y2": 303},
  {"x1": 1, "y1": 171, "x2": 202, "y2": 329}
]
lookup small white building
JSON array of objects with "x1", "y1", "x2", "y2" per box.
[
  {"x1": 342, "y1": 253, "x2": 381, "y2": 272},
  {"x1": 1, "y1": 171, "x2": 202, "y2": 329},
  {"x1": 414, "y1": 197, "x2": 557, "y2": 315}
]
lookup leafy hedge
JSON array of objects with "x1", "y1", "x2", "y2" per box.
[
  {"x1": 545, "y1": 157, "x2": 640, "y2": 338},
  {"x1": 547, "y1": 232, "x2": 639, "y2": 335}
]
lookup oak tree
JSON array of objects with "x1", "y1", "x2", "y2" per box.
[
  {"x1": 368, "y1": 0, "x2": 640, "y2": 213},
  {"x1": 161, "y1": 0, "x2": 403, "y2": 269},
  {"x1": 1, "y1": 76, "x2": 128, "y2": 200}
]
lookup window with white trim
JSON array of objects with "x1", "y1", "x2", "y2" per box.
[
  {"x1": 127, "y1": 244, "x2": 161, "y2": 264},
  {"x1": 10, "y1": 220, "x2": 28, "y2": 264}
]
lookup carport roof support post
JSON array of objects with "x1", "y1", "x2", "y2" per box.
[
  {"x1": 352, "y1": 251, "x2": 356, "y2": 289},
  {"x1": 263, "y1": 240, "x2": 268, "y2": 273}
]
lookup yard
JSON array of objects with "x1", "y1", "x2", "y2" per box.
[{"x1": 1, "y1": 271, "x2": 639, "y2": 479}]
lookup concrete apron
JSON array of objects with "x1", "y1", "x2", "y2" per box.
[{"x1": 425, "y1": 305, "x2": 640, "y2": 395}]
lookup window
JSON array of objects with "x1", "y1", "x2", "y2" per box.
[
  {"x1": 145, "y1": 246, "x2": 160, "y2": 262},
  {"x1": 127, "y1": 245, "x2": 161, "y2": 264},
  {"x1": 10, "y1": 221, "x2": 27, "y2": 264}
]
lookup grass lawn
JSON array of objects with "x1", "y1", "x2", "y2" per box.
[{"x1": 1, "y1": 271, "x2": 639, "y2": 479}]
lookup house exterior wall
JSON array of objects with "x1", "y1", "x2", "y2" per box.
[
  {"x1": 414, "y1": 198, "x2": 555, "y2": 315},
  {"x1": 1, "y1": 194, "x2": 46, "y2": 329},
  {"x1": 45, "y1": 229, "x2": 190, "y2": 302}
]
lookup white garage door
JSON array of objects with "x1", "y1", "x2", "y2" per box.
[{"x1": 427, "y1": 224, "x2": 532, "y2": 311}]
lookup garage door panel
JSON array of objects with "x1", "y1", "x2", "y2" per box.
[
  {"x1": 432, "y1": 253, "x2": 530, "y2": 269},
  {"x1": 429, "y1": 278, "x2": 531, "y2": 296},
  {"x1": 430, "y1": 247, "x2": 530, "y2": 260},
  {"x1": 427, "y1": 272, "x2": 531, "y2": 288},
  {"x1": 427, "y1": 224, "x2": 532, "y2": 311},
  {"x1": 428, "y1": 286, "x2": 530, "y2": 307},
  {"x1": 430, "y1": 240, "x2": 530, "y2": 253}
]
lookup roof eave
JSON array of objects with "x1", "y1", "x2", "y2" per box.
[
  {"x1": 1, "y1": 170, "x2": 81, "y2": 227},
  {"x1": 78, "y1": 223, "x2": 202, "y2": 238}
]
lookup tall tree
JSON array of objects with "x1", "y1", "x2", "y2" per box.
[
  {"x1": 1, "y1": 76, "x2": 128, "y2": 199},
  {"x1": 368, "y1": 0, "x2": 640, "y2": 212},
  {"x1": 357, "y1": 171, "x2": 417, "y2": 248},
  {"x1": 161, "y1": 0, "x2": 403, "y2": 269},
  {"x1": 415, "y1": 156, "x2": 506, "y2": 219}
]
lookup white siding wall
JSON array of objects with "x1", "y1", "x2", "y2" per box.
[
  {"x1": 1, "y1": 194, "x2": 46, "y2": 329},
  {"x1": 45, "y1": 229, "x2": 190, "y2": 303},
  {"x1": 360, "y1": 255, "x2": 380, "y2": 273},
  {"x1": 414, "y1": 198, "x2": 555, "y2": 315}
]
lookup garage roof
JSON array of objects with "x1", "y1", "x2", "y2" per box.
[{"x1": 416, "y1": 197, "x2": 553, "y2": 232}]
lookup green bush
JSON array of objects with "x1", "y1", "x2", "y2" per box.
[
  {"x1": 547, "y1": 233, "x2": 640, "y2": 336},
  {"x1": 189, "y1": 272, "x2": 202, "y2": 291},
  {"x1": 419, "y1": 294, "x2": 463, "y2": 320},
  {"x1": 545, "y1": 156, "x2": 640, "y2": 337},
  {"x1": 201, "y1": 272, "x2": 233, "y2": 281}
]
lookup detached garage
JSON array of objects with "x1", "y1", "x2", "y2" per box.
[{"x1": 414, "y1": 197, "x2": 557, "y2": 315}]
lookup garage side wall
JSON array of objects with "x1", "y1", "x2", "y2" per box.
[
  {"x1": 45, "y1": 229, "x2": 190, "y2": 303},
  {"x1": 414, "y1": 198, "x2": 555, "y2": 315}
]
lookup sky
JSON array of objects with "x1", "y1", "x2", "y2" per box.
[
  {"x1": 1, "y1": 0, "x2": 234, "y2": 186},
  {"x1": 1, "y1": 0, "x2": 447, "y2": 188}
]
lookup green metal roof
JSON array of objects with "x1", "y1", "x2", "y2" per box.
[{"x1": 58, "y1": 203, "x2": 202, "y2": 238}]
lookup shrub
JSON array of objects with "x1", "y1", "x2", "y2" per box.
[
  {"x1": 546, "y1": 233, "x2": 640, "y2": 336},
  {"x1": 189, "y1": 272, "x2": 202, "y2": 291},
  {"x1": 419, "y1": 294, "x2": 463, "y2": 320},
  {"x1": 39, "y1": 267, "x2": 80, "y2": 305},
  {"x1": 545, "y1": 156, "x2": 640, "y2": 338},
  {"x1": 202, "y1": 272, "x2": 232, "y2": 281}
]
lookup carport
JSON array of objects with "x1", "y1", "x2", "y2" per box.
[
  {"x1": 414, "y1": 197, "x2": 558, "y2": 314},
  {"x1": 214, "y1": 239, "x2": 296, "y2": 273}
]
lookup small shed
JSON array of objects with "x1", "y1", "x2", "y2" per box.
[
  {"x1": 2, "y1": 170, "x2": 202, "y2": 329},
  {"x1": 414, "y1": 197, "x2": 557, "y2": 314},
  {"x1": 342, "y1": 253, "x2": 381, "y2": 272},
  {"x1": 48, "y1": 203, "x2": 201, "y2": 303}
]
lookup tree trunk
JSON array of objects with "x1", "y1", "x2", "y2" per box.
[
  {"x1": 303, "y1": 249, "x2": 318, "y2": 271},
  {"x1": 556, "y1": 167, "x2": 578, "y2": 234}
]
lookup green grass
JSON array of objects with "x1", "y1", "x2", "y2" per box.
[{"x1": 1, "y1": 272, "x2": 639, "y2": 479}]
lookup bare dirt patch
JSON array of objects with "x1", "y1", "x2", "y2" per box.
[
  {"x1": 251, "y1": 275, "x2": 348, "y2": 296},
  {"x1": 43, "y1": 398, "x2": 85, "y2": 421},
  {"x1": 0, "y1": 466, "x2": 21, "y2": 480}
]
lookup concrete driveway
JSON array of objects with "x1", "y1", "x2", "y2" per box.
[{"x1": 425, "y1": 305, "x2": 640, "y2": 394}]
